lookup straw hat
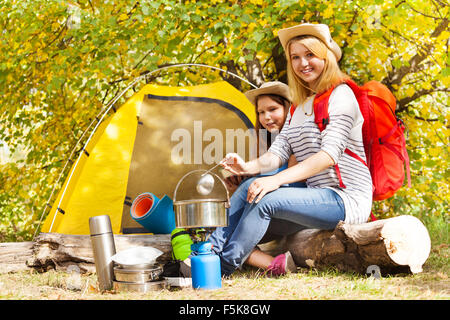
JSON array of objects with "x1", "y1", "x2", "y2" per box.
[
  {"x1": 245, "y1": 81, "x2": 292, "y2": 106},
  {"x1": 277, "y1": 23, "x2": 342, "y2": 61}
]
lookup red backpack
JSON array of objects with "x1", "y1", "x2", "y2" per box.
[{"x1": 289, "y1": 79, "x2": 411, "y2": 219}]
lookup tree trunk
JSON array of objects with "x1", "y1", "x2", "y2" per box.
[
  {"x1": 25, "y1": 233, "x2": 172, "y2": 273},
  {"x1": 285, "y1": 215, "x2": 431, "y2": 275}
]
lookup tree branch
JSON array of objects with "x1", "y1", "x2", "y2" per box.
[
  {"x1": 340, "y1": 10, "x2": 359, "y2": 62},
  {"x1": 404, "y1": 0, "x2": 444, "y2": 20},
  {"x1": 219, "y1": 60, "x2": 244, "y2": 90},
  {"x1": 382, "y1": 18, "x2": 449, "y2": 89},
  {"x1": 270, "y1": 41, "x2": 287, "y2": 83},
  {"x1": 243, "y1": 48, "x2": 265, "y2": 87},
  {"x1": 411, "y1": 115, "x2": 441, "y2": 122},
  {"x1": 397, "y1": 85, "x2": 450, "y2": 111}
]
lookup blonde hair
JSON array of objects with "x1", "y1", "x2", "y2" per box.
[{"x1": 286, "y1": 36, "x2": 349, "y2": 105}]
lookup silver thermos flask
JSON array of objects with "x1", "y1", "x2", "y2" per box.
[{"x1": 89, "y1": 215, "x2": 116, "y2": 292}]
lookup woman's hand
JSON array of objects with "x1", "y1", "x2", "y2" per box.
[
  {"x1": 220, "y1": 153, "x2": 249, "y2": 175},
  {"x1": 246, "y1": 175, "x2": 281, "y2": 204}
]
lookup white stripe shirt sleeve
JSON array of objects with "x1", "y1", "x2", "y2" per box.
[{"x1": 320, "y1": 84, "x2": 360, "y2": 164}]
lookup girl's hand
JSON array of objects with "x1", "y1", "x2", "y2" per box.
[
  {"x1": 220, "y1": 153, "x2": 249, "y2": 175},
  {"x1": 246, "y1": 175, "x2": 281, "y2": 203},
  {"x1": 224, "y1": 175, "x2": 251, "y2": 193}
]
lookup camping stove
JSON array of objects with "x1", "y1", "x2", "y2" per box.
[
  {"x1": 172, "y1": 169, "x2": 230, "y2": 289},
  {"x1": 181, "y1": 227, "x2": 218, "y2": 248}
]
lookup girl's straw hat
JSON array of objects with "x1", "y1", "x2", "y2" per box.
[
  {"x1": 245, "y1": 81, "x2": 292, "y2": 106},
  {"x1": 277, "y1": 23, "x2": 342, "y2": 61}
]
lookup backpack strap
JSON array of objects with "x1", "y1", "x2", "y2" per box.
[
  {"x1": 288, "y1": 104, "x2": 295, "y2": 124},
  {"x1": 313, "y1": 79, "x2": 360, "y2": 131},
  {"x1": 313, "y1": 88, "x2": 334, "y2": 131},
  {"x1": 333, "y1": 164, "x2": 346, "y2": 188},
  {"x1": 399, "y1": 125, "x2": 412, "y2": 188},
  {"x1": 344, "y1": 148, "x2": 367, "y2": 166}
]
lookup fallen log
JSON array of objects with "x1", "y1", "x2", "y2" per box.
[
  {"x1": 286, "y1": 215, "x2": 431, "y2": 275},
  {"x1": 1, "y1": 215, "x2": 431, "y2": 276},
  {"x1": 25, "y1": 233, "x2": 172, "y2": 273},
  {"x1": 0, "y1": 241, "x2": 34, "y2": 273}
]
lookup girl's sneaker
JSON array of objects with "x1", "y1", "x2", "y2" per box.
[{"x1": 267, "y1": 251, "x2": 297, "y2": 276}]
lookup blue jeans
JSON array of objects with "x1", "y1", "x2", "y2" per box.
[{"x1": 208, "y1": 177, "x2": 345, "y2": 276}]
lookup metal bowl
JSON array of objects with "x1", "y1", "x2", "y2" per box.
[
  {"x1": 113, "y1": 280, "x2": 167, "y2": 293},
  {"x1": 114, "y1": 266, "x2": 163, "y2": 283},
  {"x1": 174, "y1": 198, "x2": 228, "y2": 228}
]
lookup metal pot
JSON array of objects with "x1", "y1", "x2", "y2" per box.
[
  {"x1": 173, "y1": 170, "x2": 230, "y2": 229},
  {"x1": 174, "y1": 198, "x2": 228, "y2": 228}
]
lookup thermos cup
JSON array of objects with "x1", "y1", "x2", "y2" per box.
[{"x1": 89, "y1": 215, "x2": 116, "y2": 292}]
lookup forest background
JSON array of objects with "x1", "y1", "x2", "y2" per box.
[{"x1": 0, "y1": 0, "x2": 448, "y2": 242}]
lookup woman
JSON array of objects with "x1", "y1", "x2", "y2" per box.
[{"x1": 209, "y1": 23, "x2": 373, "y2": 276}]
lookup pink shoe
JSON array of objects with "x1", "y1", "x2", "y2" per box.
[{"x1": 267, "y1": 251, "x2": 297, "y2": 276}]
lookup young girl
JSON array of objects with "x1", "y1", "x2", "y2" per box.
[
  {"x1": 209, "y1": 23, "x2": 373, "y2": 276},
  {"x1": 224, "y1": 81, "x2": 296, "y2": 192}
]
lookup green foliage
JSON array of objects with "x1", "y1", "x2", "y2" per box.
[{"x1": 0, "y1": 0, "x2": 448, "y2": 241}]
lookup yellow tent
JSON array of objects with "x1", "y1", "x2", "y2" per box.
[{"x1": 41, "y1": 81, "x2": 256, "y2": 235}]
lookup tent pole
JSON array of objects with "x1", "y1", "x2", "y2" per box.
[{"x1": 142, "y1": 63, "x2": 258, "y2": 89}]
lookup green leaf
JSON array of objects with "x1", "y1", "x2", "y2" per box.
[
  {"x1": 410, "y1": 150, "x2": 422, "y2": 160},
  {"x1": 429, "y1": 182, "x2": 438, "y2": 192},
  {"x1": 424, "y1": 159, "x2": 437, "y2": 168},
  {"x1": 244, "y1": 42, "x2": 257, "y2": 51},
  {"x1": 392, "y1": 59, "x2": 402, "y2": 69},
  {"x1": 411, "y1": 161, "x2": 422, "y2": 171},
  {"x1": 141, "y1": 3, "x2": 150, "y2": 15},
  {"x1": 253, "y1": 30, "x2": 265, "y2": 43},
  {"x1": 441, "y1": 67, "x2": 450, "y2": 77}
]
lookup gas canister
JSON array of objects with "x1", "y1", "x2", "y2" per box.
[{"x1": 191, "y1": 241, "x2": 221, "y2": 290}]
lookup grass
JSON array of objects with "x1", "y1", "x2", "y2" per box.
[
  {"x1": 0, "y1": 249, "x2": 448, "y2": 300},
  {"x1": 0, "y1": 215, "x2": 448, "y2": 300}
]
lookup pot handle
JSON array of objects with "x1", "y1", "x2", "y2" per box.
[
  {"x1": 173, "y1": 169, "x2": 230, "y2": 207},
  {"x1": 211, "y1": 171, "x2": 230, "y2": 208},
  {"x1": 173, "y1": 170, "x2": 200, "y2": 203}
]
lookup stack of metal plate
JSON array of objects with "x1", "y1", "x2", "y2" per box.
[{"x1": 113, "y1": 264, "x2": 167, "y2": 293}]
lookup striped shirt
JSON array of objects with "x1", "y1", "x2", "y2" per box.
[{"x1": 269, "y1": 84, "x2": 373, "y2": 224}]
